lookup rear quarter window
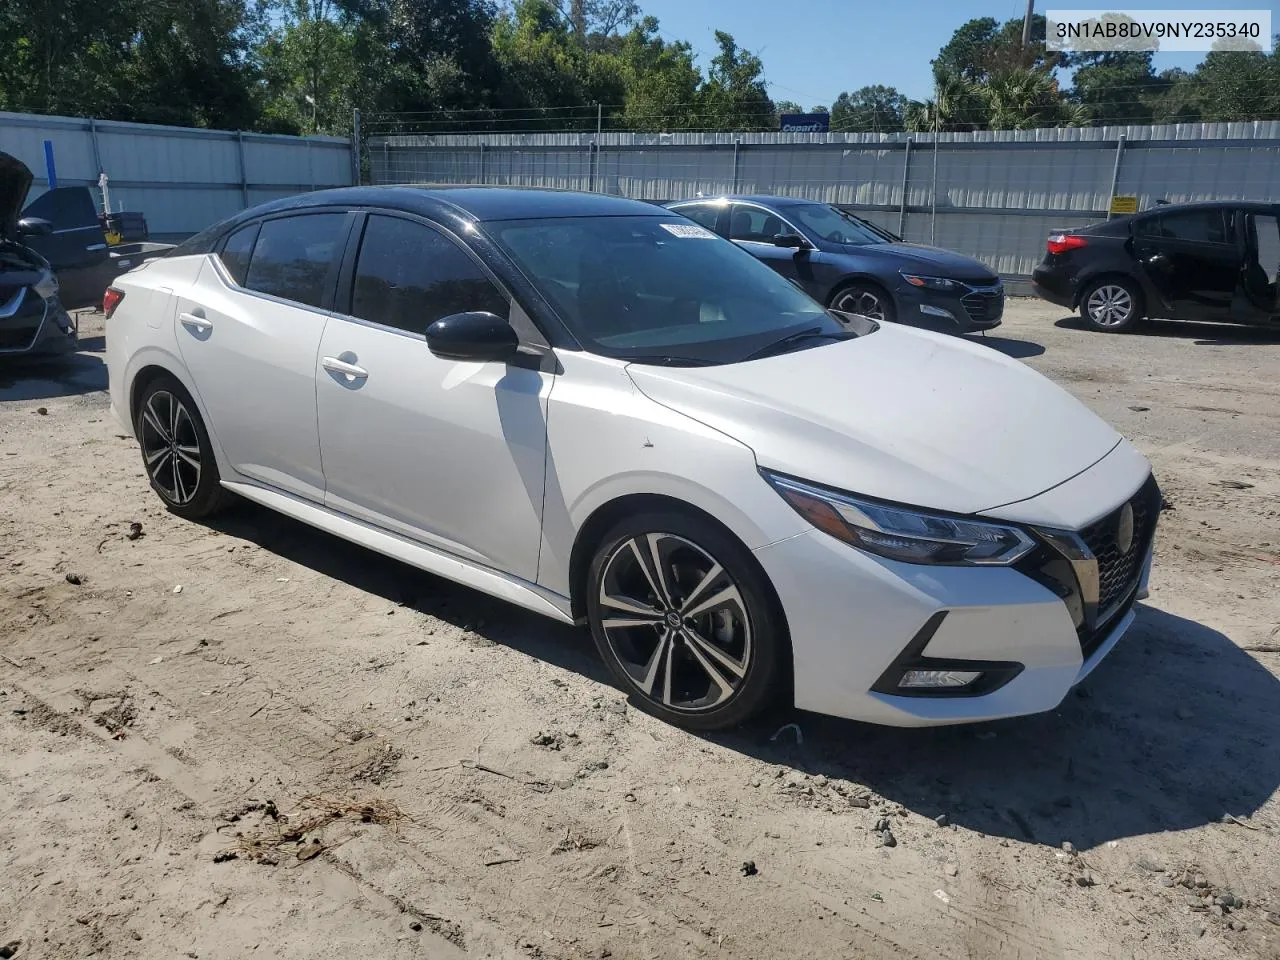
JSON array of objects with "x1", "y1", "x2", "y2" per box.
[
  {"x1": 242, "y1": 213, "x2": 347, "y2": 309},
  {"x1": 216, "y1": 223, "x2": 260, "y2": 286}
]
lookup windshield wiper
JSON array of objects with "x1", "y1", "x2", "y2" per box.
[
  {"x1": 622, "y1": 354, "x2": 716, "y2": 367},
  {"x1": 743, "y1": 326, "x2": 848, "y2": 361}
]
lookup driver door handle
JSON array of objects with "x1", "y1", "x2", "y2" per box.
[
  {"x1": 321, "y1": 356, "x2": 368, "y2": 380},
  {"x1": 179, "y1": 312, "x2": 213, "y2": 333}
]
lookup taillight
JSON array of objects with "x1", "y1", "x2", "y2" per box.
[
  {"x1": 103, "y1": 287, "x2": 124, "y2": 318},
  {"x1": 1046, "y1": 233, "x2": 1088, "y2": 256}
]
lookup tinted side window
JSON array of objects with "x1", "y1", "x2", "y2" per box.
[
  {"x1": 1248, "y1": 213, "x2": 1280, "y2": 284},
  {"x1": 217, "y1": 223, "x2": 259, "y2": 286},
  {"x1": 729, "y1": 205, "x2": 791, "y2": 243},
  {"x1": 350, "y1": 215, "x2": 508, "y2": 334},
  {"x1": 243, "y1": 213, "x2": 347, "y2": 308},
  {"x1": 1140, "y1": 209, "x2": 1231, "y2": 244},
  {"x1": 674, "y1": 204, "x2": 722, "y2": 232}
]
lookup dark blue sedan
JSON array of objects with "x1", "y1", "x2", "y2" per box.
[{"x1": 664, "y1": 195, "x2": 1004, "y2": 333}]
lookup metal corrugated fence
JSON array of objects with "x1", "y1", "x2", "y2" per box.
[
  {"x1": 0, "y1": 111, "x2": 354, "y2": 238},
  {"x1": 368, "y1": 123, "x2": 1280, "y2": 278}
]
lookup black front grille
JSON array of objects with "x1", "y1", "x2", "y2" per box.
[
  {"x1": 1080, "y1": 474, "x2": 1160, "y2": 614},
  {"x1": 1, "y1": 285, "x2": 47, "y2": 352},
  {"x1": 0, "y1": 318, "x2": 42, "y2": 351},
  {"x1": 1017, "y1": 473, "x2": 1161, "y2": 662},
  {"x1": 961, "y1": 290, "x2": 1005, "y2": 322}
]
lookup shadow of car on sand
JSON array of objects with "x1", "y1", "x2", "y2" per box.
[
  {"x1": 965, "y1": 332, "x2": 1046, "y2": 359},
  {"x1": 1053, "y1": 315, "x2": 1280, "y2": 347},
  {"x1": 207, "y1": 501, "x2": 1279, "y2": 854},
  {"x1": 0, "y1": 343, "x2": 107, "y2": 403}
]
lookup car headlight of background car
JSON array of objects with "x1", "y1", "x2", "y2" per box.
[
  {"x1": 33, "y1": 270, "x2": 59, "y2": 302},
  {"x1": 901, "y1": 273, "x2": 961, "y2": 292},
  {"x1": 763, "y1": 471, "x2": 1035, "y2": 566}
]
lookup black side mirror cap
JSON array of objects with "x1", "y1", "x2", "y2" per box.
[
  {"x1": 425, "y1": 311, "x2": 520, "y2": 362},
  {"x1": 772, "y1": 233, "x2": 808, "y2": 249},
  {"x1": 17, "y1": 217, "x2": 53, "y2": 237}
]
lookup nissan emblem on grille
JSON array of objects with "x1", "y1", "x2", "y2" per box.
[{"x1": 1116, "y1": 502, "x2": 1135, "y2": 555}]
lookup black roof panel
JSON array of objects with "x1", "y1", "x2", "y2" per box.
[{"x1": 249, "y1": 185, "x2": 666, "y2": 222}]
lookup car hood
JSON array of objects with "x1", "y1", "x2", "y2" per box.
[
  {"x1": 0, "y1": 152, "x2": 33, "y2": 240},
  {"x1": 844, "y1": 241, "x2": 998, "y2": 283},
  {"x1": 626, "y1": 325, "x2": 1121, "y2": 516}
]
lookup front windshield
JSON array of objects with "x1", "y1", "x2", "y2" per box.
[
  {"x1": 488, "y1": 215, "x2": 851, "y2": 364},
  {"x1": 789, "y1": 204, "x2": 891, "y2": 246}
]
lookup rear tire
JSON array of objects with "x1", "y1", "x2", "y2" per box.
[
  {"x1": 1079, "y1": 277, "x2": 1144, "y2": 333},
  {"x1": 134, "y1": 374, "x2": 233, "y2": 520},
  {"x1": 829, "y1": 281, "x2": 897, "y2": 324},
  {"x1": 585, "y1": 511, "x2": 786, "y2": 731}
]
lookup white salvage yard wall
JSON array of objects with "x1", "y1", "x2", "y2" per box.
[
  {"x1": 0, "y1": 111, "x2": 354, "y2": 239},
  {"x1": 369, "y1": 123, "x2": 1280, "y2": 278}
]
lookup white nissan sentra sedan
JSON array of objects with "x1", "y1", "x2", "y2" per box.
[{"x1": 105, "y1": 187, "x2": 1160, "y2": 731}]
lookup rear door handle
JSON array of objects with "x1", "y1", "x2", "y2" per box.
[
  {"x1": 322, "y1": 356, "x2": 368, "y2": 381},
  {"x1": 179, "y1": 312, "x2": 213, "y2": 333}
]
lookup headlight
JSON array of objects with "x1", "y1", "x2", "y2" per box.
[
  {"x1": 33, "y1": 270, "x2": 59, "y2": 301},
  {"x1": 764, "y1": 471, "x2": 1035, "y2": 566},
  {"x1": 901, "y1": 273, "x2": 959, "y2": 292}
]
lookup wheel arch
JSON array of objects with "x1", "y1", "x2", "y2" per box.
[
  {"x1": 1074, "y1": 269, "x2": 1147, "y2": 314},
  {"x1": 125, "y1": 350, "x2": 232, "y2": 475},
  {"x1": 826, "y1": 274, "x2": 895, "y2": 309},
  {"x1": 567, "y1": 492, "x2": 795, "y2": 700}
]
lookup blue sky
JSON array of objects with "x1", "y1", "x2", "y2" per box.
[{"x1": 638, "y1": 0, "x2": 1280, "y2": 103}]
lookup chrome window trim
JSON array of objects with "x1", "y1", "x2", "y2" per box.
[{"x1": 727, "y1": 201, "x2": 809, "y2": 246}]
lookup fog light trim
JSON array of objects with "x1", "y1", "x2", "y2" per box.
[{"x1": 871, "y1": 611, "x2": 1024, "y2": 699}]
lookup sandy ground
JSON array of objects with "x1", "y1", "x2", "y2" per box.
[{"x1": 1, "y1": 301, "x2": 1278, "y2": 960}]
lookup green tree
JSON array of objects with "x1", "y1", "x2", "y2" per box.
[
  {"x1": 1069, "y1": 52, "x2": 1158, "y2": 124},
  {"x1": 0, "y1": 0, "x2": 136, "y2": 117},
  {"x1": 0, "y1": 0, "x2": 267, "y2": 127},
  {"x1": 830, "y1": 85, "x2": 908, "y2": 132},
  {"x1": 934, "y1": 16, "x2": 999, "y2": 82},
  {"x1": 613, "y1": 17, "x2": 700, "y2": 131},
  {"x1": 905, "y1": 70, "x2": 987, "y2": 131},
  {"x1": 119, "y1": 0, "x2": 267, "y2": 128},
  {"x1": 1145, "y1": 68, "x2": 1201, "y2": 124},
  {"x1": 258, "y1": 0, "x2": 359, "y2": 134},
  {"x1": 1193, "y1": 41, "x2": 1280, "y2": 122},
  {"x1": 696, "y1": 31, "x2": 773, "y2": 131},
  {"x1": 935, "y1": 14, "x2": 1059, "y2": 83},
  {"x1": 490, "y1": 0, "x2": 623, "y2": 128},
  {"x1": 984, "y1": 69, "x2": 1085, "y2": 129},
  {"x1": 551, "y1": 0, "x2": 640, "y2": 48}
]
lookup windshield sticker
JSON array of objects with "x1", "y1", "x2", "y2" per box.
[{"x1": 659, "y1": 223, "x2": 717, "y2": 239}]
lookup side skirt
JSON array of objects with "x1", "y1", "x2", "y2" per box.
[{"x1": 222, "y1": 480, "x2": 576, "y2": 625}]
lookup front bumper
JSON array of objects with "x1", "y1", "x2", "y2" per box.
[
  {"x1": 898, "y1": 280, "x2": 1005, "y2": 333},
  {"x1": 754, "y1": 456, "x2": 1157, "y2": 727},
  {"x1": 0, "y1": 290, "x2": 77, "y2": 357}
]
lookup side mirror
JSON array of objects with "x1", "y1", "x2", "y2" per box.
[
  {"x1": 17, "y1": 217, "x2": 53, "y2": 237},
  {"x1": 425, "y1": 311, "x2": 519, "y2": 362},
  {"x1": 772, "y1": 233, "x2": 807, "y2": 250}
]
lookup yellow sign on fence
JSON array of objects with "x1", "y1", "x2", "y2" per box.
[{"x1": 1109, "y1": 195, "x2": 1139, "y2": 215}]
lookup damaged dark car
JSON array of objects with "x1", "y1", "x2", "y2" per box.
[{"x1": 1, "y1": 151, "x2": 78, "y2": 357}]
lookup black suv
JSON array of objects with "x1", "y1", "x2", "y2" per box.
[
  {"x1": 1, "y1": 152, "x2": 78, "y2": 357},
  {"x1": 1032, "y1": 200, "x2": 1280, "y2": 333}
]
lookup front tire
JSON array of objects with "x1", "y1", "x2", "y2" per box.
[
  {"x1": 134, "y1": 374, "x2": 232, "y2": 519},
  {"x1": 585, "y1": 512, "x2": 786, "y2": 731},
  {"x1": 830, "y1": 282, "x2": 897, "y2": 323},
  {"x1": 1080, "y1": 277, "x2": 1144, "y2": 333}
]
